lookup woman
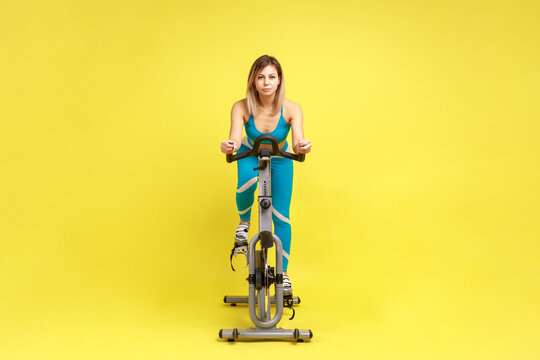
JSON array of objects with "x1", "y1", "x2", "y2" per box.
[{"x1": 220, "y1": 55, "x2": 312, "y2": 295}]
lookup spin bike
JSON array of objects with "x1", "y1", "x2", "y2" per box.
[{"x1": 219, "y1": 134, "x2": 313, "y2": 342}]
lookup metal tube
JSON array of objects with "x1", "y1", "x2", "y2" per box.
[
  {"x1": 248, "y1": 233, "x2": 284, "y2": 329},
  {"x1": 219, "y1": 328, "x2": 313, "y2": 341},
  {"x1": 223, "y1": 295, "x2": 301, "y2": 305}
]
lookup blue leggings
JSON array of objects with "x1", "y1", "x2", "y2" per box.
[{"x1": 236, "y1": 141, "x2": 293, "y2": 272}]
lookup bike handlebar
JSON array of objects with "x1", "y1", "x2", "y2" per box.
[{"x1": 226, "y1": 134, "x2": 305, "y2": 163}]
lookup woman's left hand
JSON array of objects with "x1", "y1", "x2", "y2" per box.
[{"x1": 297, "y1": 139, "x2": 312, "y2": 154}]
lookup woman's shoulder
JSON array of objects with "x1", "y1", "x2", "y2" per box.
[
  {"x1": 231, "y1": 98, "x2": 250, "y2": 121},
  {"x1": 283, "y1": 98, "x2": 301, "y2": 109},
  {"x1": 283, "y1": 98, "x2": 302, "y2": 122},
  {"x1": 232, "y1": 98, "x2": 248, "y2": 111}
]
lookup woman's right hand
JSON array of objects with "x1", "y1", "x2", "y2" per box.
[{"x1": 221, "y1": 140, "x2": 237, "y2": 154}]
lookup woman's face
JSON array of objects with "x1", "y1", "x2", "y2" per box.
[{"x1": 254, "y1": 65, "x2": 280, "y2": 97}]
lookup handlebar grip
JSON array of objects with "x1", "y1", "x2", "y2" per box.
[
  {"x1": 280, "y1": 151, "x2": 305, "y2": 162},
  {"x1": 226, "y1": 152, "x2": 251, "y2": 163}
]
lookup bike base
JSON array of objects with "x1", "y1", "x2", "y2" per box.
[
  {"x1": 223, "y1": 295, "x2": 301, "y2": 306},
  {"x1": 219, "y1": 328, "x2": 312, "y2": 342}
]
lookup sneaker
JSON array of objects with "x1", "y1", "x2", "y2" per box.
[
  {"x1": 234, "y1": 222, "x2": 249, "y2": 251},
  {"x1": 229, "y1": 222, "x2": 249, "y2": 270},
  {"x1": 283, "y1": 274, "x2": 293, "y2": 296}
]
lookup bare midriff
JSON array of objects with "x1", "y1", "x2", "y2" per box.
[{"x1": 258, "y1": 140, "x2": 287, "y2": 150}]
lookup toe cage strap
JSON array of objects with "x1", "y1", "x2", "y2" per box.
[
  {"x1": 229, "y1": 246, "x2": 236, "y2": 271},
  {"x1": 285, "y1": 297, "x2": 296, "y2": 320},
  {"x1": 230, "y1": 245, "x2": 248, "y2": 271}
]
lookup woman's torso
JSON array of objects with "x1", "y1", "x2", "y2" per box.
[{"x1": 243, "y1": 100, "x2": 291, "y2": 150}]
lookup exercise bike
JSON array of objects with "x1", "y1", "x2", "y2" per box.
[{"x1": 219, "y1": 134, "x2": 313, "y2": 342}]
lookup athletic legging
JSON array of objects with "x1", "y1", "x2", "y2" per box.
[{"x1": 235, "y1": 138, "x2": 293, "y2": 272}]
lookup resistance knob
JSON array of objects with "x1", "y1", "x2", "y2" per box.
[{"x1": 260, "y1": 199, "x2": 271, "y2": 209}]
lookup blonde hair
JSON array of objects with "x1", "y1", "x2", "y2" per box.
[{"x1": 246, "y1": 55, "x2": 285, "y2": 116}]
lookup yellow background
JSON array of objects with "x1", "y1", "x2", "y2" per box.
[{"x1": 1, "y1": 0, "x2": 539, "y2": 359}]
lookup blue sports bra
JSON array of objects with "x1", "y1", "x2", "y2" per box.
[{"x1": 244, "y1": 107, "x2": 290, "y2": 145}]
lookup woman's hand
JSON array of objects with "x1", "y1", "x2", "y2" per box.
[
  {"x1": 297, "y1": 139, "x2": 312, "y2": 154},
  {"x1": 221, "y1": 140, "x2": 238, "y2": 154}
]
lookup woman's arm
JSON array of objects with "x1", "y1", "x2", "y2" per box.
[
  {"x1": 221, "y1": 101, "x2": 245, "y2": 154},
  {"x1": 290, "y1": 102, "x2": 312, "y2": 154}
]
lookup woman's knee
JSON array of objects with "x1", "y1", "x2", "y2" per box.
[
  {"x1": 272, "y1": 209, "x2": 291, "y2": 229},
  {"x1": 237, "y1": 176, "x2": 258, "y2": 194}
]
